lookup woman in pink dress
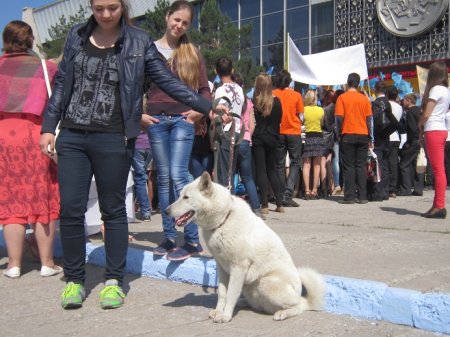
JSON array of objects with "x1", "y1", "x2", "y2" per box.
[{"x1": 0, "y1": 21, "x2": 61, "y2": 278}]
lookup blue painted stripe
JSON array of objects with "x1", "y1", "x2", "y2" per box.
[{"x1": 1, "y1": 231, "x2": 449, "y2": 334}]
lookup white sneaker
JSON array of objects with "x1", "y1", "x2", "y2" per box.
[
  {"x1": 40, "y1": 265, "x2": 63, "y2": 277},
  {"x1": 3, "y1": 266, "x2": 21, "y2": 279}
]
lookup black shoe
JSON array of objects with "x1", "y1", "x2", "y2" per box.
[
  {"x1": 422, "y1": 208, "x2": 447, "y2": 219},
  {"x1": 136, "y1": 213, "x2": 151, "y2": 221},
  {"x1": 396, "y1": 192, "x2": 412, "y2": 197},
  {"x1": 412, "y1": 190, "x2": 423, "y2": 196},
  {"x1": 282, "y1": 199, "x2": 300, "y2": 207},
  {"x1": 153, "y1": 239, "x2": 177, "y2": 256},
  {"x1": 338, "y1": 199, "x2": 355, "y2": 204},
  {"x1": 356, "y1": 199, "x2": 368, "y2": 204}
]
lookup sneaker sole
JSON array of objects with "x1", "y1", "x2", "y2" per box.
[
  {"x1": 62, "y1": 302, "x2": 83, "y2": 310},
  {"x1": 101, "y1": 303, "x2": 123, "y2": 309}
]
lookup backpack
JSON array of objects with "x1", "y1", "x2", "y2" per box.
[{"x1": 372, "y1": 97, "x2": 399, "y2": 137}]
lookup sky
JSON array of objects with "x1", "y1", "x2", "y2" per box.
[{"x1": 0, "y1": 0, "x2": 53, "y2": 50}]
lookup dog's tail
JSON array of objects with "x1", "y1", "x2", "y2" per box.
[{"x1": 298, "y1": 267, "x2": 326, "y2": 311}]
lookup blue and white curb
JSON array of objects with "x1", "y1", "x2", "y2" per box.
[{"x1": 1, "y1": 232, "x2": 449, "y2": 334}]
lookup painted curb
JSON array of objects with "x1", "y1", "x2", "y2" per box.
[{"x1": 1, "y1": 232, "x2": 449, "y2": 334}]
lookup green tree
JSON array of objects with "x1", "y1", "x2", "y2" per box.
[
  {"x1": 189, "y1": 0, "x2": 261, "y2": 87},
  {"x1": 140, "y1": 0, "x2": 170, "y2": 39},
  {"x1": 39, "y1": 5, "x2": 88, "y2": 59}
]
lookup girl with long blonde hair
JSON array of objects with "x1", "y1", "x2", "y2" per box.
[{"x1": 251, "y1": 73, "x2": 285, "y2": 213}]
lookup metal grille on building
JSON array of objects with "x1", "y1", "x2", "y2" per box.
[{"x1": 334, "y1": 0, "x2": 450, "y2": 68}]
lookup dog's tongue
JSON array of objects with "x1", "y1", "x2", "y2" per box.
[{"x1": 175, "y1": 211, "x2": 194, "y2": 227}]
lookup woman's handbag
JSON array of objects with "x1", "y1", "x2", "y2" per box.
[
  {"x1": 367, "y1": 149, "x2": 381, "y2": 183},
  {"x1": 416, "y1": 147, "x2": 427, "y2": 174}
]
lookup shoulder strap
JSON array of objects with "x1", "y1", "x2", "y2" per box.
[{"x1": 41, "y1": 59, "x2": 52, "y2": 98}]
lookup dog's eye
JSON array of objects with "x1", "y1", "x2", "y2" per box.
[{"x1": 183, "y1": 195, "x2": 189, "y2": 199}]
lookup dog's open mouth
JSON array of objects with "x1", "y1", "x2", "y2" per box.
[{"x1": 175, "y1": 210, "x2": 195, "y2": 227}]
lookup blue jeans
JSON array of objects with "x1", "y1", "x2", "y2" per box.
[
  {"x1": 147, "y1": 115, "x2": 199, "y2": 244},
  {"x1": 332, "y1": 141, "x2": 341, "y2": 187},
  {"x1": 131, "y1": 148, "x2": 152, "y2": 217},
  {"x1": 55, "y1": 128, "x2": 134, "y2": 286},
  {"x1": 237, "y1": 140, "x2": 260, "y2": 210},
  {"x1": 190, "y1": 152, "x2": 214, "y2": 179}
]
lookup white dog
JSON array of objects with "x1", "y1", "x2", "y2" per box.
[{"x1": 166, "y1": 172, "x2": 326, "y2": 323}]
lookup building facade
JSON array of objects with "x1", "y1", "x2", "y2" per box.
[{"x1": 24, "y1": 0, "x2": 450, "y2": 82}]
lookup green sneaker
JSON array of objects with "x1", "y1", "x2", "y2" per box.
[
  {"x1": 61, "y1": 282, "x2": 85, "y2": 309},
  {"x1": 99, "y1": 279, "x2": 125, "y2": 309}
]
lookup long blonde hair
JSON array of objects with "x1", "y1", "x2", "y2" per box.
[
  {"x1": 167, "y1": 1, "x2": 199, "y2": 90},
  {"x1": 253, "y1": 73, "x2": 273, "y2": 117},
  {"x1": 303, "y1": 90, "x2": 317, "y2": 106}
]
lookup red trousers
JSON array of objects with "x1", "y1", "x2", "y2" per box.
[{"x1": 425, "y1": 130, "x2": 448, "y2": 208}]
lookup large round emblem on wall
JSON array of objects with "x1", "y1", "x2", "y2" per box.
[{"x1": 377, "y1": 0, "x2": 449, "y2": 37}]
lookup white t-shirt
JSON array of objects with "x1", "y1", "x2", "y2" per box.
[
  {"x1": 446, "y1": 110, "x2": 450, "y2": 141},
  {"x1": 389, "y1": 100, "x2": 403, "y2": 142},
  {"x1": 214, "y1": 82, "x2": 244, "y2": 133},
  {"x1": 424, "y1": 85, "x2": 450, "y2": 132}
]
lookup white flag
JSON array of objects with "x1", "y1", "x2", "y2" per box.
[{"x1": 288, "y1": 36, "x2": 368, "y2": 85}]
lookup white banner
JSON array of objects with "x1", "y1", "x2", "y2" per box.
[{"x1": 288, "y1": 36, "x2": 368, "y2": 85}]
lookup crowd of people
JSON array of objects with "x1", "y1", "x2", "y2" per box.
[{"x1": 0, "y1": 0, "x2": 448, "y2": 312}]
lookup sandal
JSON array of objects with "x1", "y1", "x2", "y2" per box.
[
  {"x1": 304, "y1": 191, "x2": 311, "y2": 200},
  {"x1": 310, "y1": 191, "x2": 318, "y2": 200}
]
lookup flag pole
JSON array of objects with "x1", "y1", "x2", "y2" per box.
[{"x1": 285, "y1": 32, "x2": 289, "y2": 71}]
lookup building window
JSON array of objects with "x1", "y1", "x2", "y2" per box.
[
  {"x1": 263, "y1": 0, "x2": 283, "y2": 14},
  {"x1": 241, "y1": 17, "x2": 260, "y2": 47},
  {"x1": 241, "y1": 0, "x2": 260, "y2": 19},
  {"x1": 262, "y1": 12, "x2": 283, "y2": 45},
  {"x1": 287, "y1": 7, "x2": 309, "y2": 40},
  {"x1": 218, "y1": 0, "x2": 238, "y2": 21},
  {"x1": 311, "y1": 35, "x2": 334, "y2": 53},
  {"x1": 287, "y1": 0, "x2": 309, "y2": 9},
  {"x1": 311, "y1": 1, "x2": 333, "y2": 36}
]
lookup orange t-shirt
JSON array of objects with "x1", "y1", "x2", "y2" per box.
[
  {"x1": 335, "y1": 91, "x2": 372, "y2": 135},
  {"x1": 273, "y1": 88, "x2": 304, "y2": 135}
]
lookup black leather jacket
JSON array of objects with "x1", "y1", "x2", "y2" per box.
[{"x1": 41, "y1": 16, "x2": 212, "y2": 139}]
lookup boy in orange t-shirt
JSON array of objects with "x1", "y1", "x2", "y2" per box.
[
  {"x1": 272, "y1": 70, "x2": 304, "y2": 206},
  {"x1": 335, "y1": 72, "x2": 373, "y2": 204}
]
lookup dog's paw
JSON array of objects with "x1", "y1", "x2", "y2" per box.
[
  {"x1": 212, "y1": 312, "x2": 232, "y2": 323},
  {"x1": 208, "y1": 309, "x2": 221, "y2": 319},
  {"x1": 273, "y1": 310, "x2": 288, "y2": 321}
]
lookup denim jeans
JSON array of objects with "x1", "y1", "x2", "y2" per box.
[
  {"x1": 131, "y1": 148, "x2": 152, "y2": 217},
  {"x1": 190, "y1": 152, "x2": 214, "y2": 179},
  {"x1": 237, "y1": 140, "x2": 260, "y2": 209},
  {"x1": 147, "y1": 115, "x2": 199, "y2": 244},
  {"x1": 332, "y1": 141, "x2": 341, "y2": 187},
  {"x1": 55, "y1": 128, "x2": 134, "y2": 286}
]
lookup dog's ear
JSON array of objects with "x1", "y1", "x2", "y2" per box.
[{"x1": 199, "y1": 171, "x2": 213, "y2": 196}]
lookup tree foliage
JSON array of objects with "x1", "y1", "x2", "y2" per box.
[
  {"x1": 140, "y1": 0, "x2": 170, "y2": 39},
  {"x1": 39, "y1": 5, "x2": 88, "y2": 59}
]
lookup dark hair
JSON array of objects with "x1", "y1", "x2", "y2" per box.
[
  {"x1": 332, "y1": 89, "x2": 345, "y2": 104},
  {"x1": 215, "y1": 57, "x2": 233, "y2": 77},
  {"x1": 2, "y1": 20, "x2": 33, "y2": 53},
  {"x1": 403, "y1": 93, "x2": 417, "y2": 105},
  {"x1": 90, "y1": 0, "x2": 131, "y2": 24},
  {"x1": 232, "y1": 72, "x2": 244, "y2": 88},
  {"x1": 167, "y1": 0, "x2": 193, "y2": 20},
  {"x1": 422, "y1": 61, "x2": 448, "y2": 109},
  {"x1": 274, "y1": 69, "x2": 292, "y2": 89},
  {"x1": 374, "y1": 80, "x2": 387, "y2": 94},
  {"x1": 386, "y1": 85, "x2": 399, "y2": 101},
  {"x1": 347, "y1": 73, "x2": 360, "y2": 89}
]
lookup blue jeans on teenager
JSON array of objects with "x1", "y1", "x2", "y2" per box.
[
  {"x1": 55, "y1": 128, "x2": 134, "y2": 286},
  {"x1": 147, "y1": 115, "x2": 199, "y2": 244},
  {"x1": 131, "y1": 148, "x2": 152, "y2": 217},
  {"x1": 237, "y1": 140, "x2": 260, "y2": 210}
]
